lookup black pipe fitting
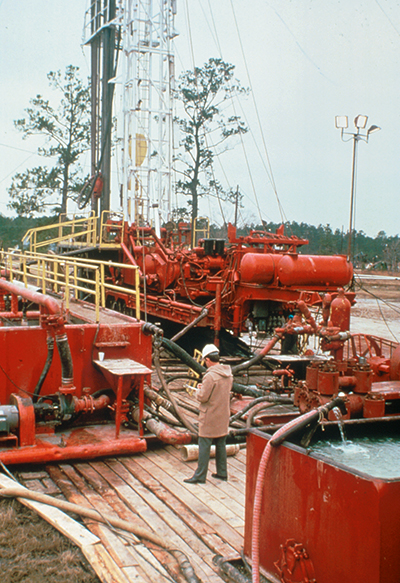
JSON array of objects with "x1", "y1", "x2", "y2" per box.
[
  {"x1": 270, "y1": 395, "x2": 347, "y2": 447},
  {"x1": 55, "y1": 333, "x2": 74, "y2": 388}
]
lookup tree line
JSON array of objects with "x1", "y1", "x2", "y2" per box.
[
  {"x1": 212, "y1": 221, "x2": 400, "y2": 271},
  {"x1": 1, "y1": 213, "x2": 398, "y2": 272}
]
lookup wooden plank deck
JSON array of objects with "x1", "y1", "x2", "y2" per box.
[{"x1": 18, "y1": 443, "x2": 247, "y2": 583}]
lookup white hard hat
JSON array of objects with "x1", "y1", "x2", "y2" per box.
[{"x1": 202, "y1": 343, "x2": 219, "y2": 359}]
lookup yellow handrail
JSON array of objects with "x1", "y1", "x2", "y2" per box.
[
  {"x1": 99, "y1": 210, "x2": 125, "y2": 248},
  {"x1": 192, "y1": 216, "x2": 210, "y2": 248},
  {"x1": 22, "y1": 212, "x2": 98, "y2": 253},
  {"x1": 0, "y1": 250, "x2": 141, "y2": 323},
  {"x1": 21, "y1": 211, "x2": 126, "y2": 254}
]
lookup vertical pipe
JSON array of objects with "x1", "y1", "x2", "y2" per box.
[
  {"x1": 214, "y1": 282, "x2": 222, "y2": 346},
  {"x1": 65, "y1": 261, "x2": 70, "y2": 311},
  {"x1": 135, "y1": 267, "x2": 141, "y2": 320},
  {"x1": 347, "y1": 135, "x2": 358, "y2": 262},
  {"x1": 100, "y1": 263, "x2": 106, "y2": 307},
  {"x1": 95, "y1": 268, "x2": 100, "y2": 322}
]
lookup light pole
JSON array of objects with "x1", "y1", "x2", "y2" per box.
[{"x1": 335, "y1": 115, "x2": 380, "y2": 263}]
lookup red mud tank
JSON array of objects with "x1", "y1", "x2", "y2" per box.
[{"x1": 244, "y1": 422, "x2": 400, "y2": 583}]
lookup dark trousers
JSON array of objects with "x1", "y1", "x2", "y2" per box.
[{"x1": 192, "y1": 435, "x2": 227, "y2": 481}]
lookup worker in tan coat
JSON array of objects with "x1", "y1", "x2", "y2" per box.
[{"x1": 184, "y1": 344, "x2": 233, "y2": 484}]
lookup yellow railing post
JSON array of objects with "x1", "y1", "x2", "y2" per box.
[
  {"x1": 92, "y1": 214, "x2": 97, "y2": 246},
  {"x1": 8, "y1": 255, "x2": 13, "y2": 282},
  {"x1": 23, "y1": 255, "x2": 28, "y2": 288},
  {"x1": 64, "y1": 260, "x2": 70, "y2": 311},
  {"x1": 41, "y1": 260, "x2": 46, "y2": 293},
  {"x1": 95, "y1": 268, "x2": 100, "y2": 322},
  {"x1": 135, "y1": 267, "x2": 141, "y2": 320},
  {"x1": 73, "y1": 263, "x2": 78, "y2": 300},
  {"x1": 100, "y1": 263, "x2": 106, "y2": 307}
]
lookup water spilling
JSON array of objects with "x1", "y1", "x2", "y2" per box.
[
  {"x1": 309, "y1": 436, "x2": 400, "y2": 479},
  {"x1": 332, "y1": 406, "x2": 347, "y2": 444}
]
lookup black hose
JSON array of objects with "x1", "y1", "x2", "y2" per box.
[
  {"x1": 33, "y1": 335, "x2": 54, "y2": 402},
  {"x1": 213, "y1": 554, "x2": 250, "y2": 583},
  {"x1": 231, "y1": 335, "x2": 282, "y2": 375},
  {"x1": 171, "y1": 549, "x2": 201, "y2": 583},
  {"x1": 245, "y1": 403, "x2": 276, "y2": 428},
  {"x1": 229, "y1": 395, "x2": 293, "y2": 423},
  {"x1": 160, "y1": 336, "x2": 263, "y2": 397},
  {"x1": 142, "y1": 324, "x2": 199, "y2": 434},
  {"x1": 55, "y1": 333, "x2": 74, "y2": 387},
  {"x1": 228, "y1": 422, "x2": 284, "y2": 437},
  {"x1": 170, "y1": 308, "x2": 209, "y2": 343},
  {"x1": 153, "y1": 345, "x2": 198, "y2": 436},
  {"x1": 270, "y1": 396, "x2": 347, "y2": 446}
]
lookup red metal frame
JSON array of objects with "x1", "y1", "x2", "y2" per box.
[
  {"x1": 245, "y1": 430, "x2": 400, "y2": 583},
  {"x1": 94, "y1": 221, "x2": 354, "y2": 339},
  {"x1": 0, "y1": 280, "x2": 153, "y2": 464}
]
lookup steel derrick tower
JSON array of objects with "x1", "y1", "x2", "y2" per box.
[{"x1": 84, "y1": 1, "x2": 177, "y2": 228}]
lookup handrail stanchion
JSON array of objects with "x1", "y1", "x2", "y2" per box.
[
  {"x1": 100, "y1": 263, "x2": 106, "y2": 307},
  {"x1": 135, "y1": 267, "x2": 140, "y2": 320},
  {"x1": 41, "y1": 260, "x2": 46, "y2": 294},
  {"x1": 95, "y1": 268, "x2": 100, "y2": 322},
  {"x1": 65, "y1": 260, "x2": 70, "y2": 311},
  {"x1": 73, "y1": 263, "x2": 78, "y2": 300},
  {"x1": 23, "y1": 255, "x2": 28, "y2": 288}
]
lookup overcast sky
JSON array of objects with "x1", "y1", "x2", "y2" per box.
[{"x1": 1, "y1": 0, "x2": 400, "y2": 237}]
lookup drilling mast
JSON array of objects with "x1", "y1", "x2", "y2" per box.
[{"x1": 84, "y1": 1, "x2": 177, "y2": 229}]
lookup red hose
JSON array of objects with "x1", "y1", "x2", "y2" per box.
[{"x1": 251, "y1": 410, "x2": 316, "y2": 583}]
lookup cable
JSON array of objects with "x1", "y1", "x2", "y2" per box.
[
  {"x1": 376, "y1": 297, "x2": 399, "y2": 342},
  {"x1": 184, "y1": 0, "x2": 197, "y2": 71},
  {"x1": 229, "y1": 0, "x2": 285, "y2": 224},
  {"x1": 0, "y1": 361, "x2": 37, "y2": 399},
  {"x1": 353, "y1": 277, "x2": 400, "y2": 341}
]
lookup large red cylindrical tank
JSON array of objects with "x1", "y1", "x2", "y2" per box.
[
  {"x1": 240, "y1": 253, "x2": 277, "y2": 284},
  {"x1": 278, "y1": 254, "x2": 353, "y2": 287}
]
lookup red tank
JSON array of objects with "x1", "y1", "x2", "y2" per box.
[
  {"x1": 245, "y1": 425, "x2": 400, "y2": 583},
  {"x1": 240, "y1": 253, "x2": 277, "y2": 284},
  {"x1": 278, "y1": 254, "x2": 353, "y2": 287}
]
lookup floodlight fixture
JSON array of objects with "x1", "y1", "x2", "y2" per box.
[
  {"x1": 367, "y1": 125, "x2": 381, "y2": 135},
  {"x1": 335, "y1": 113, "x2": 380, "y2": 264},
  {"x1": 335, "y1": 116, "x2": 348, "y2": 129},
  {"x1": 354, "y1": 115, "x2": 368, "y2": 129}
]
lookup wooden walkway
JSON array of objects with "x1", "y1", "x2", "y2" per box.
[{"x1": 18, "y1": 443, "x2": 247, "y2": 583}]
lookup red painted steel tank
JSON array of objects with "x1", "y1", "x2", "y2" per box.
[
  {"x1": 244, "y1": 426, "x2": 400, "y2": 583},
  {"x1": 330, "y1": 287, "x2": 352, "y2": 331},
  {"x1": 240, "y1": 253, "x2": 277, "y2": 284},
  {"x1": 278, "y1": 254, "x2": 353, "y2": 287}
]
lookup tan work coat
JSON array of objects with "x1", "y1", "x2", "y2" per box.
[{"x1": 196, "y1": 363, "x2": 232, "y2": 438}]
